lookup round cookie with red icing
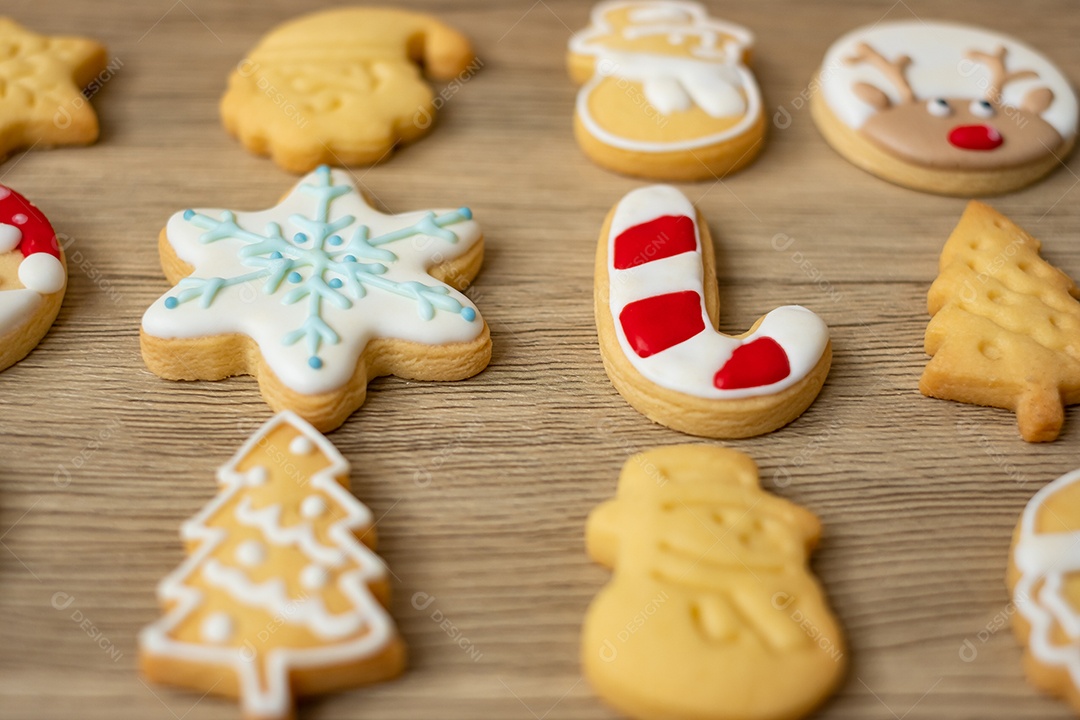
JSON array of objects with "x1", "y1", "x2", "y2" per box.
[
  {"x1": 0, "y1": 185, "x2": 66, "y2": 372},
  {"x1": 594, "y1": 185, "x2": 831, "y2": 438},
  {"x1": 811, "y1": 20, "x2": 1078, "y2": 196}
]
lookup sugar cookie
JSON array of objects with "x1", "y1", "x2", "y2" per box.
[
  {"x1": 811, "y1": 20, "x2": 1078, "y2": 195},
  {"x1": 0, "y1": 18, "x2": 108, "y2": 161},
  {"x1": 140, "y1": 411, "x2": 405, "y2": 720},
  {"x1": 921, "y1": 201, "x2": 1080, "y2": 442},
  {"x1": 567, "y1": 1, "x2": 765, "y2": 181},
  {"x1": 222, "y1": 7, "x2": 476, "y2": 173},
  {"x1": 0, "y1": 184, "x2": 66, "y2": 372},
  {"x1": 594, "y1": 185, "x2": 830, "y2": 438},
  {"x1": 140, "y1": 166, "x2": 490, "y2": 432},
  {"x1": 583, "y1": 445, "x2": 846, "y2": 720}
]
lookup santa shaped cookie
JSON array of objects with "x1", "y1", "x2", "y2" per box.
[
  {"x1": 594, "y1": 185, "x2": 831, "y2": 438},
  {"x1": 568, "y1": 1, "x2": 765, "y2": 181},
  {"x1": 0, "y1": 185, "x2": 66, "y2": 372},
  {"x1": 812, "y1": 20, "x2": 1078, "y2": 195},
  {"x1": 1010, "y1": 467, "x2": 1080, "y2": 713}
]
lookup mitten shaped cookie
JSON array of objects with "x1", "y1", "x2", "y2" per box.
[
  {"x1": 583, "y1": 445, "x2": 846, "y2": 720},
  {"x1": 222, "y1": 7, "x2": 475, "y2": 173}
]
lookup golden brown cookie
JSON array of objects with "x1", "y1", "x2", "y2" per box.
[
  {"x1": 1008, "y1": 467, "x2": 1080, "y2": 714},
  {"x1": 921, "y1": 201, "x2": 1080, "y2": 442},
  {"x1": 583, "y1": 445, "x2": 846, "y2": 720},
  {"x1": 222, "y1": 7, "x2": 476, "y2": 173},
  {"x1": 139, "y1": 411, "x2": 405, "y2": 720},
  {"x1": 811, "y1": 20, "x2": 1077, "y2": 196},
  {"x1": 0, "y1": 17, "x2": 108, "y2": 161},
  {"x1": 140, "y1": 166, "x2": 490, "y2": 432},
  {"x1": 567, "y1": 1, "x2": 765, "y2": 181},
  {"x1": 595, "y1": 185, "x2": 831, "y2": 438},
  {"x1": 0, "y1": 184, "x2": 66, "y2": 372}
]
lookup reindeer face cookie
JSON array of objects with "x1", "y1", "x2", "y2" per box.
[
  {"x1": 1009, "y1": 467, "x2": 1080, "y2": 713},
  {"x1": 583, "y1": 446, "x2": 846, "y2": 720},
  {"x1": 222, "y1": 7, "x2": 476, "y2": 173},
  {"x1": 568, "y1": 1, "x2": 765, "y2": 181},
  {"x1": 812, "y1": 20, "x2": 1078, "y2": 195},
  {"x1": 140, "y1": 166, "x2": 490, "y2": 432},
  {"x1": 0, "y1": 185, "x2": 66, "y2": 372}
]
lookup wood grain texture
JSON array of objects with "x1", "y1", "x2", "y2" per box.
[{"x1": 1, "y1": 0, "x2": 1079, "y2": 718}]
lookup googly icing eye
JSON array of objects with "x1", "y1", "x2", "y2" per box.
[
  {"x1": 970, "y1": 99, "x2": 996, "y2": 118},
  {"x1": 927, "y1": 98, "x2": 952, "y2": 117}
]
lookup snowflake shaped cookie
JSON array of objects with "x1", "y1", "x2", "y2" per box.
[
  {"x1": 0, "y1": 18, "x2": 108, "y2": 160},
  {"x1": 141, "y1": 166, "x2": 490, "y2": 431}
]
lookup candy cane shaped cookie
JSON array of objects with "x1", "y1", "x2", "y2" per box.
[
  {"x1": 0, "y1": 185, "x2": 66, "y2": 372},
  {"x1": 595, "y1": 186, "x2": 830, "y2": 438}
]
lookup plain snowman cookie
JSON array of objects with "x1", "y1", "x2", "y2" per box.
[
  {"x1": 811, "y1": 20, "x2": 1078, "y2": 195},
  {"x1": 222, "y1": 7, "x2": 476, "y2": 173},
  {"x1": 140, "y1": 166, "x2": 491, "y2": 432},
  {"x1": 594, "y1": 185, "x2": 831, "y2": 438},
  {"x1": 139, "y1": 411, "x2": 405, "y2": 720},
  {"x1": 0, "y1": 185, "x2": 66, "y2": 372},
  {"x1": 567, "y1": 1, "x2": 765, "y2": 181},
  {"x1": 583, "y1": 445, "x2": 846, "y2": 720}
]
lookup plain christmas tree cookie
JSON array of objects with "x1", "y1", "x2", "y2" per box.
[
  {"x1": 567, "y1": 1, "x2": 765, "y2": 181},
  {"x1": 221, "y1": 7, "x2": 476, "y2": 173},
  {"x1": 0, "y1": 17, "x2": 108, "y2": 162},
  {"x1": 0, "y1": 184, "x2": 66, "y2": 372},
  {"x1": 1008, "y1": 467, "x2": 1080, "y2": 714},
  {"x1": 921, "y1": 201, "x2": 1080, "y2": 442},
  {"x1": 140, "y1": 166, "x2": 491, "y2": 432},
  {"x1": 594, "y1": 185, "x2": 831, "y2": 438},
  {"x1": 139, "y1": 411, "x2": 405, "y2": 720},
  {"x1": 811, "y1": 20, "x2": 1078, "y2": 196},
  {"x1": 583, "y1": 445, "x2": 846, "y2": 720}
]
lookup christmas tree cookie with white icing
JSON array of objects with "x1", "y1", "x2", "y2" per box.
[
  {"x1": 0, "y1": 185, "x2": 66, "y2": 372},
  {"x1": 568, "y1": 1, "x2": 765, "y2": 181},
  {"x1": 811, "y1": 20, "x2": 1078, "y2": 196},
  {"x1": 1009, "y1": 467, "x2": 1080, "y2": 713},
  {"x1": 140, "y1": 166, "x2": 490, "y2": 432},
  {"x1": 594, "y1": 185, "x2": 831, "y2": 438},
  {"x1": 139, "y1": 411, "x2": 405, "y2": 720}
]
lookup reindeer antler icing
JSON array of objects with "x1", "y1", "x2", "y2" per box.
[
  {"x1": 966, "y1": 46, "x2": 1040, "y2": 101},
  {"x1": 846, "y1": 42, "x2": 914, "y2": 102}
]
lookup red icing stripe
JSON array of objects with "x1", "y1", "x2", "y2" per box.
[
  {"x1": 714, "y1": 337, "x2": 791, "y2": 389},
  {"x1": 619, "y1": 291, "x2": 705, "y2": 358},
  {"x1": 0, "y1": 185, "x2": 59, "y2": 259},
  {"x1": 613, "y1": 215, "x2": 696, "y2": 270}
]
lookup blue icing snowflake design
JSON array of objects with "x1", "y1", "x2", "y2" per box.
[{"x1": 162, "y1": 166, "x2": 478, "y2": 371}]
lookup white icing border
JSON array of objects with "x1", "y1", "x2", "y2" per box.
[
  {"x1": 570, "y1": 0, "x2": 763, "y2": 152},
  {"x1": 138, "y1": 411, "x2": 397, "y2": 717},
  {"x1": 605, "y1": 185, "x2": 829, "y2": 400}
]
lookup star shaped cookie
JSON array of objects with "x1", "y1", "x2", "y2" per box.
[
  {"x1": 0, "y1": 17, "x2": 108, "y2": 160},
  {"x1": 141, "y1": 166, "x2": 491, "y2": 431}
]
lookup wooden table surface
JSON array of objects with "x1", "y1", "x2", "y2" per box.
[{"x1": 2, "y1": 0, "x2": 1080, "y2": 718}]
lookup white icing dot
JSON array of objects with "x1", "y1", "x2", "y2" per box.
[
  {"x1": 11, "y1": 213, "x2": 27, "y2": 225},
  {"x1": 18, "y1": 253, "x2": 65, "y2": 294},
  {"x1": 0, "y1": 223, "x2": 22, "y2": 253},
  {"x1": 289, "y1": 435, "x2": 314, "y2": 456},
  {"x1": 245, "y1": 466, "x2": 269, "y2": 485},
  {"x1": 235, "y1": 540, "x2": 265, "y2": 567},
  {"x1": 201, "y1": 612, "x2": 234, "y2": 643},
  {"x1": 300, "y1": 564, "x2": 330, "y2": 590},
  {"x1": 300, "y1": 495, "x2": 327, "y2": 519},
  {"x1": 0, "y1": 187, "x2": 10, "y2": 200}
]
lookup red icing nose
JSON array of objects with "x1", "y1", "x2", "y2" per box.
[{"x1": 948, "y1": 124, "x2": 1003, "y2": 151}]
